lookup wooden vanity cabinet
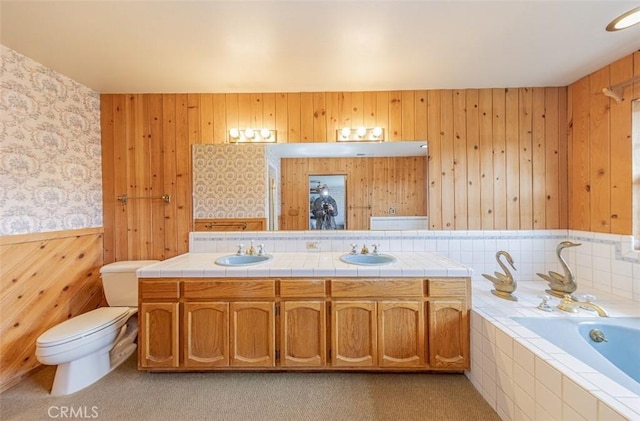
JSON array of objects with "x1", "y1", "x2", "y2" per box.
[
  {"x1": 138, "y1": 280, "x2": 180, "y2": 369},
  {"x1": 330, "y1": 280, "x2": 426, "y2": 368},
  {"x1": 138, "y1": 277, "x2": 470, "y2": 372},
  {"x1": 279, "y1": 279, "x2": 327, "y2": 367},
  {"x1": 427, "y1": 278, "x2": 470, "y2": 370}
]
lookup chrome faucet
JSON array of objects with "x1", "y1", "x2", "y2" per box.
[
  {"x1": 349, "y1": 243, "x2": 358, "y2": 255},
  {"x1": 556, "y1": 295, "x2": 609, "y2": 317},
  {"x1": 371, "y1": 243, "x2": 380, "y2": 255},
  {"x1": 236, "y1": 243, "x2": 245, "y2": 255}
]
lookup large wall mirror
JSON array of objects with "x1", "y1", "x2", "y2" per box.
[{"x1": 193, "y1": 141, "x2": 428, "y2": 231}]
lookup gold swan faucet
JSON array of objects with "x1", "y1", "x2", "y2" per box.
[
  {"x1": 482, "y1": 251, "x2": 518, "y2": 301},
  {"x1": 536, "y1": 241, "x2": 581, "y2": 298}
]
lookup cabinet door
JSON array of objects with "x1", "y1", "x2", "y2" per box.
[
  {"x1": 428, "y1": 299, "x2": 469, "y2": 369},
  {"x1": 281, "y1": 301, "x2": 326, "y2": 367},
  {"x1": 230, "y1": 301, "x2": 275, "y2": 367},
  {"x1": 183, "y1": 302, "x2": 229, "y2": 367},
  {"x1": 378, "y1": 301, "x2": 425, "y2": 367},
  {"x1": 139, "y1": 302, "x2": 179, "y2": 368},
  {"x1": 331, "y1": 301, "x2": 377, "y2": 367}
]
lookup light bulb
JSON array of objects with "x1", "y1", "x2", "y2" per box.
[
  {"x1": 356, "y1": 127, "x2": 366, "y2": 138},
  {"x1": 340, "y1": 127, "x2": 351, "y2": 139},
  {"x1": 260, "y1": 129, "x2": 271, "y2": 139},
  {"x1": 372, "y1": 127, "x2": 383, "y2": 138},
  {"x1": 229, "y1": 128, "x2": 240, "y2": 139},
  {"x1": 244, "y1": 128, "x2": 255, "y2": 139}
]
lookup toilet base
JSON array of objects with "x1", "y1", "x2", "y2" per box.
[{"x1": 50, "y1": 342, "x2": 137, "y2": 396}]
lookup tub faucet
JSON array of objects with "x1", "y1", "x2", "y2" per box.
[{"x1": 556, "y1": 295, "x2": 609, "y2": 317}]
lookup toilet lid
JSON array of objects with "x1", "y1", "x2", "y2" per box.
[{"x1": 37, "y1": 307, "x2": 130, "y2": 347}]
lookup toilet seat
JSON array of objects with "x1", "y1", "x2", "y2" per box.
[{"x1": 37, "y1": 307, "x2": 130, "y2": 349}]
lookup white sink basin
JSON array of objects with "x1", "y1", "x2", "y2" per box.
[
  {"x1": 215, "y1": 254, "x2": 273, "y2": 266},
  {"x1": 339, "y1": 253, "x2": 396, "y2": 266}
]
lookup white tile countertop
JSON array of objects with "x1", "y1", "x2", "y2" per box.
[{"x1": 136, "y1": 251, "x2": 473, "y2": 278}]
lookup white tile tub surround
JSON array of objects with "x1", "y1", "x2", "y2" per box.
[
  {"x1": 468, "y1": 282, "x2": 640, "y2": 421},
  {"x1": 190, "y1": 229, "x2": 639, "y2": 301}
]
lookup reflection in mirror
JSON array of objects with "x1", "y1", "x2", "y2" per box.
[
  {"x1": 309, "y1": 175, "x2": 346, "y2": 230},
  {"x1": 192, "y1": 141, "x2": 428, "y2": 231}
]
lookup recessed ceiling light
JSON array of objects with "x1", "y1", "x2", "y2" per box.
[{"x1": 606, "y1": 6, "x2": 640, "y2": 31}]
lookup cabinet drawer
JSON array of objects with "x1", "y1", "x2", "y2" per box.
[
  {"x1": 183, "y1": 279, "x2": 276, "y2": 299},
  {"x1": 428, "y1": 278, "x2": 468, "y2": 297},
  {"x1": 280, "y1": 279, "x2": 326, "y2": 297},
  {"x1": 331, "y1": 279, "x2": 423, "y2": 298},
  {"x1": 139, "y1": 279, "x2": 180, "y2": 300}
]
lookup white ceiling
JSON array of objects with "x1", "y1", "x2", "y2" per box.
[{"x1": 1, "y1": 0, "x2": 640, "y2": 94}]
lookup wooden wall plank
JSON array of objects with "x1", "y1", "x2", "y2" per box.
[
  {"x1": 274, "y1": 93, "x2": 288, "y2": 144},
  {"x1": 401, "y1": 90, "x2": 415, "y2": 141},
  {"x1": 287, "y1": 93, "x2": 301, "y2": 143},
  {"x1": 544, "y1": 88, "x2": 560, "y2": 229},
  {"x1": 609, "y1": 56, "x2": 633, "y2": 234},
  {"x1": 492, "y1": 89, "x2": 507, "y2": 229},
  {"x1": 505, "y1": 88, "x2": 520, "y2": 229},
  {"x1": 212, "y1": 94, "x2": 227, "y2": 144},
  {"x1": 300, "y1": 92, "x2": 314, "y2": 142},
  {"x1": 589, "y1": 68, "x2": 611, "y2": 232},
  {"x1": 149, "y1": 94, "x2": 166, "y2": 259},
  {"x1": 313, "y1": 92, "x2": 327, "y2": 142},
  {"x1": 532, "y1": 88, "x2": 546, "y2": 229},
  {"x1": 568, "y1": 77, "x2": 591, "y2": 231},
  {"x1": 162, "y1": 94, "x2": 178, "y2": 258},
  {"x1": 479, "y1": 89, "x2": 494, "y2": 229},
  {"x1": 558, "y1": 87, "x2": 568, "y2": 229},
  {"x1": 388, "y1": 91, "x2": 402, "y2": 141},
  {"x1": 376, "y1": 91, "x2": 389, "y2": 135},
  {"x1": 325, "y1": 92, "x2": 340, "y2": 143},
  {"x1": 453, "y1": 90, "x2": 468, "y2": 229},
  {"x1": 414, "y1": 90, "x2": 428, "y2": 141},
  {"x1": 427, "y1": 90, "x2": 442, "y2": 230},
  {"x1": 175, "y1": 94, "x2": 191, "y2": 254},
  {"x1": 518, "y1": 88, "x2": 533, "y2": 229},
  {"x1": 440, "y1": 90, "x2": 455, "y2": 229},
  {"x1": 100, "y1": 95, "x2": 116, "y2": 263},
  {"x1": 200, "y1": 93, "x2": 214, "y2": 144},
  {"x1": 351, "y1": 91, "x2": 364, "y2": 129},
  {"x1": 466, "y1": 89, "x2": 481, "y2": 230}
]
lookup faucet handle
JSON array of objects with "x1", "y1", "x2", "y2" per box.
[
  {"x1": 371, "y1": 243, "x2": 380, "y2": 255},
  {"x1": 350, "y1": 243, "x2": 358, "y2": 255},
  {"x1": 236, "y1": 243, "x2": 245, "y2": 255},
  {"x1": 257, "y1": 244, "x2": 265, "y2": 256},
  {"x1": 537, "y1": 294, "x2": 553, "y2": 312}
]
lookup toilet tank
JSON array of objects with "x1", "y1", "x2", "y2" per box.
[{"x1": 100, "y1": 260, "x2": 160, "y2": 306}]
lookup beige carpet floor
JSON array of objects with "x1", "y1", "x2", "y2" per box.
[{"x1": 1, "y1": 356, "x2": 499, "y2": 421}]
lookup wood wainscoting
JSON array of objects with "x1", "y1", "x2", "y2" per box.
[{"x1": 0, "y1": 228, "x2": 104, "y2": 392}]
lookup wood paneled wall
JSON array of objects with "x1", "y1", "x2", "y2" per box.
[
  {"x1": 101, "y1": 88, "x2": 568, "y2": 261},
  {"x1": 567, "y1": 51, "x2": 639, "y2": 234},
  {"x1": 0, "y1": 228, "x2": 104, "y2": 392},
  {"x1": 281, "y1": 156, "x2": 427, "y2": 230}
]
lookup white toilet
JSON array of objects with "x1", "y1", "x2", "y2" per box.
[{"x1": 36, "y1": 260, "x2": 159, "y2": 395}]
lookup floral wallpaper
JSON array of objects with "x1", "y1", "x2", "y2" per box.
[
  {"x1": 0, "y1": 46, "x2": 102, "y2": 236},
  {"x1": 192, "y1": 144, "x2": 268, "y2": 218}
]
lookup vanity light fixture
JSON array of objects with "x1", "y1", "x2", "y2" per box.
[
  {"x1": 606, "y1": 6, "x2": 640, "y2": 31},
  {"x1": 337, "y1": 127, "x2": 385, "y2": 142},
  {"x1": 228, "y1": 128, "x2": 277, "y2": 143}
]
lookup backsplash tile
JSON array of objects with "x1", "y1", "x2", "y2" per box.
[{"x1": 190, "y1": 229, "x2": 639, "y2": 302}]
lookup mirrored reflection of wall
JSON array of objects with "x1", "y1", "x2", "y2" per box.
[
  {"x1": 281, "y1": 156, "x2": 427, "y2": 230},
  {"x1": 192, "y1": 144, "x2": 268, "y2": 219}
]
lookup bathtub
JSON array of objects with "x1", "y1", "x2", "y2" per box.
[{"x1": 512, "y1": 317, "x2": 640, "y2": 396}]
